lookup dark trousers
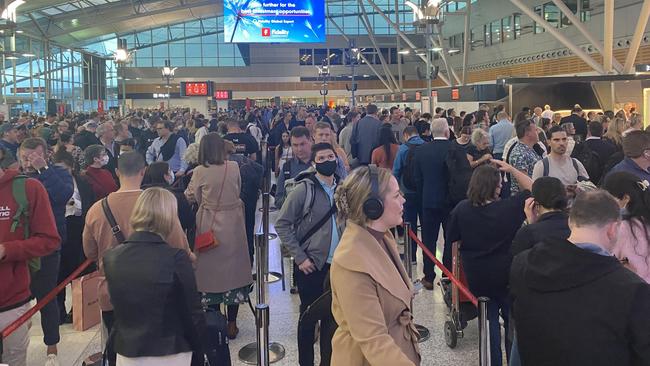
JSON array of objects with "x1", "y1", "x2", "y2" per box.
[
  {"x1": 30, "y1": 251, "x2": 61, "y2": 346},
  {"x1": 487, "y1": 295, "x2": 511, "y2": 366},
  {"x1": 102, "y1": 310, "x2": 116, "y2": 366},
  {"x1": 420, "y1": 207, "x2": 451, "y2": 282},
  {"x1": 403, "y1": 192, "x2": 423, "y2": 259},
  {"x1": 57, "y1": 215, "x2": 86, "y2": 317},
  {"x1": 295, "y1": 263, "x2": 330, "y2": 366},
  {"x1": 244, "y1": 197, "x2": 257, "y2": 265}
]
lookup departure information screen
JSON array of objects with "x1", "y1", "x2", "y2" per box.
[
  {"x1": 224, "y1": 0, "x2": 325, "y2": 43},
  {"x1": 181, "y1": 82, "x2": 212, "y2": 96}
]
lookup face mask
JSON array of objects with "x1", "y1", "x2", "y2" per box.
[
  {"x1": 166, "y1": 171, "x2": 175, "y2": 185},
  {"x1": 99, "y1": 155, "x2": 109, "y2": 166},
  {"x1": 315, "y1": 160, "x2": 337, "y2": 176}
]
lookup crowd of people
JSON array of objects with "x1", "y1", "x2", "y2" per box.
[{"x1": 0, "y1": 101, "x2": 649, "y2": 366}]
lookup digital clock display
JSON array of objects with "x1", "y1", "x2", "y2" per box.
[{"x1": 181, "y1": 82, "x2": 212, "y2": 96}]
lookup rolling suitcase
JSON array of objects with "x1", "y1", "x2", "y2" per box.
[{"x1": 192, "y1": 308, "x2": 232, "y2": 366}]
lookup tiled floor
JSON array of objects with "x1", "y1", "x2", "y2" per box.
[{"x1": 26, "y1": 199, "x2": 479, "y2": 366}]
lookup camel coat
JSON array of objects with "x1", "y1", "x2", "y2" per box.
[
  {"x1": 185, "y1": 161, "x2": 253, "y2": 293},
  {"x1": 330, "y1": 221, "x2": 421, "y2": 366}
]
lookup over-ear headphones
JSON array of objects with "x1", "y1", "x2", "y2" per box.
[{"x1": 363, "y1": 164, "x2": 384, "y2": 220}]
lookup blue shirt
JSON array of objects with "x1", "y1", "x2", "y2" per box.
[
  {"x1": 489, "y1": 119, "x2": 514, "y2": 154},
  {"x1": 316, "y1": 175, "x2": 339, "y2": 263},
  {"x1": 145, "y1": 136, "x2": 188, "y2": 173},
  {"x1": 609, "y1": 157, "x2": 650, "y2": 182},
  {"x1": 574, "y1": 243, "x2": 612, "y2": 257}
]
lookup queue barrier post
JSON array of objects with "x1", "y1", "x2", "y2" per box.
[
  {"x1": 478, "y1": 297, "x2": 491, "y2": 366},
  {"x1": 256, "y1": 304, "x2": 270, "y2": 366},
  {"x1": 402, "y1": 223, "x2": 430, "y2": 343}
]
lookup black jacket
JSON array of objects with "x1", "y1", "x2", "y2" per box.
[
  {"x1": 73, "y1": 130, "x2": 101, "y2": 151},
  {"x1": 511, "y1": 211, "x2": 570, "y2": 257},
  {"x1": 103, "y1": 231, "x2": 205, "y2": 358},
  {"x1": 560, "y1": 114, "x2": 588, "y2": 141},
  {"x1": 414, "y1": 139, "x2": 452, "y2": 209},
  {"x1": 511, "y1": 238, "x2": 650, "y2": 366},
  {"x1": 27, "y1": 164, "x2": 74, "y2": 243},
  {"x1": 141, "y1": 183, "x2": 195, "y2": 232}
]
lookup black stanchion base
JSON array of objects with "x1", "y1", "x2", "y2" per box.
[
  {"x1": 415, "y1": 324, "x2": 431, "y2": 343},
  {"x1": 238, "y1": 342, "x2": 286, "y2": 364}
]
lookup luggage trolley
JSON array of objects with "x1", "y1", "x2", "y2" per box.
[{"x1": 439, "y1": 242, "x2": 478, "y2": 348}]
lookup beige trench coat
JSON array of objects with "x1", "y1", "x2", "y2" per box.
[
  {"x1": 330, "y1": 221, "x2": 421, "y2": 366},
  {"x1": 185, "y1": 161, "x2": 253, "y2": 293}
]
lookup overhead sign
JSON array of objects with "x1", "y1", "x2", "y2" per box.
[
  {"x1": 181, "y1": 82, "x2": 213, "y2": 96},
  {"x1": 451, "y1": 88, "x2": 460, "y2": 100},
  {"x1": 214, "y1": 90, "x2": 232, "y2": 100}
]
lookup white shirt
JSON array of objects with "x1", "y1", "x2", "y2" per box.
[
  {"x1": 194, "y1": 126, "x2": 209, "y2": 144},
  {"x1": 65, "y1": 178, "x2": 82, "y2": 217}
]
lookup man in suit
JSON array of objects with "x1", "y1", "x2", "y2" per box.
[
  {"x1": 585, "y1": 121, "x2": 617, "y2": 183},
  {"x1": 560, "y1": 106, "x2": 588, "y2": 142},
  {"x1": 350, "y1": 104, "x2": 382, "y2": 166},
  {"x1": 414, "y1": 118, "x2": 453, "y2": 290}
]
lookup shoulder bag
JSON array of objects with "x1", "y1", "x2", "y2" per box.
[{"x1": 194, "y1": 163, "x2": 229, "y2": 252}]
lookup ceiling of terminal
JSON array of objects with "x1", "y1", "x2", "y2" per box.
[{"x1": 17, "y1": 0, "x2": 222, "y2": 46}]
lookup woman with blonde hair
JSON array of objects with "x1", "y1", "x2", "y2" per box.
[
  {"x1": 185, "y1": 132, "x2": 253, "y2": 339},
  {"x1": 603, "y1": 117, "x2": 627, "y2": 149},
  {"x1": 103, "y1": 187, "x2": 205, "y2": 366},
  {"x1": 330, "y1": 165, "x2": 420, "y2": 365}
]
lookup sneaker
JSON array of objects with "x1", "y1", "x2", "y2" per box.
[
  {"x1": 45, "y1": 354, "x2": 60, "y2": 366},
  {"x1": 227, "y1": 321, "x2": 239, "y2": 340}
]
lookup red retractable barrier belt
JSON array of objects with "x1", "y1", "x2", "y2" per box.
[
  {"x1": 408, "y1": 229, "x2": 478, "y2": 307},
  {"x1": 1, "y1": 258, "x2": 93, "y2": 340}
]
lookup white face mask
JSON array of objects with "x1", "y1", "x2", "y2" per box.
[{"x1": 99, "y1": 155, "x2": 109, "y2": 166}]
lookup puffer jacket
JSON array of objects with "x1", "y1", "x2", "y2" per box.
[{"x1": 275, "y1": 169, "x2": 344, "y2": 270}]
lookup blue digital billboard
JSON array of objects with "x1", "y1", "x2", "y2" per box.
[{"x1": 224, "y1": 0, "x2": 325, "y2": 43}]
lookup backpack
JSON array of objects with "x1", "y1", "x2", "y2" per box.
[
  {"x1": 599, "y1": 151, "x2": 625, "y2": 185},
  {"x1": 401, "y1": 143, "x2": 419, "y2": 191},
  {"x1": 10, "y1": 175, "x2": 41, "y2": 273},
  {"x1": 571, "y1": 142, "x2": 602, "y2": 184},
  {"x1": 541, "y1": 157, "x2": 589, "y2": 182},
  {"x1": 446, "y1": 145, "x2": 473, "y2": 206},
  {"x1": 282, "y1": 163, "x2": 317, "y2": 217}
]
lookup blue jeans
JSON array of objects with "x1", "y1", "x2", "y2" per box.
[
  {"x1": 509, "y1": 334, "x2": 522, "y2": 366},
  {"x1": 403, "y1": 192, "x2": 422, "y2": 259},
  {"x1": 487, "y1": 295, "x2": 511, "y2": 366},
  {"x1": 30, "y1": 251, "x2": 61, "y2": 346}
]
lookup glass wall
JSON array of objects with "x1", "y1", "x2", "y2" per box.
[{"x1": 0, "y1": 34, "x2": 118, "y2": 114}]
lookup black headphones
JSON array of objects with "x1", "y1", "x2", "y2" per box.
[{"x1": 363, "y1": 164, "x2": 384, "y2": 220}]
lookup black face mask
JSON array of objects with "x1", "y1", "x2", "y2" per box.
[{"x1": 315, "y1": 160, "x2": 337, "y2": 176}]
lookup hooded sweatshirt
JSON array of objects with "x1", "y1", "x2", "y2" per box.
[
  {"x1": 511, "y1": 237, "x2": 650, "y2": 366},
  {"x1": 0, "y1": 169, "x2": 61, "y2": 311}
]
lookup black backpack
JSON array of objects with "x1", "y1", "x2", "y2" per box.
[
  {"x1": 446, "y1": 145, "x2": 473, "y2": 206},
  {"x1": 571, "y1": 142, "x2": 602, "y2": 184},
  {"x1": 599, "y1": 150, "x2": 625, "y2": 185},
  {"x1": 401, "y1": 143, "x2": 419, "y2": 191}
]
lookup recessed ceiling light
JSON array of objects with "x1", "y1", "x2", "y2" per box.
[{"x1": 22, "y1": 53, "x2": 35, "y2": 57}]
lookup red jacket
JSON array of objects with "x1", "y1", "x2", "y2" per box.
[
  {"x1": 0, "y1": 169, "x2": 60, "y2": 311},
  {"x1": 85, "y1": 166, "x2": 118, "y2": 200}
]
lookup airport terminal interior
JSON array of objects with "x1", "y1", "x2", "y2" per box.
[{"x1": 1, "y1": 0, "x2": 650, "y2": 365}]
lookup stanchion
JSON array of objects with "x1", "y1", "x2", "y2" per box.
[
  {"x1": 256, "y1": 304, "x2": 270, "y2": 366},
  {"x1": 239, "y1": 234, "x2": 286, "y2": 364},
  {"x1": 478, "y1": 297, "x2": 491, "y2": 366},
  {"x1": 403, "y1": 223, "x2": 430, "y2": 343},
  {"x1": 261, "y1": 192, "x2": 282, "y2": 284}
]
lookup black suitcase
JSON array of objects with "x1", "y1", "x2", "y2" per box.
[{"x1": 192, "y1": 308, "x2": 232, "y2": 366}]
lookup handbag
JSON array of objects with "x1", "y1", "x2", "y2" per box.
[
  {"x1": 194, "y1": 163, "x2": 228, "y2": 252},
  {"x1": 72, "y1": 272, "x2": 101, "y2": 331}
]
